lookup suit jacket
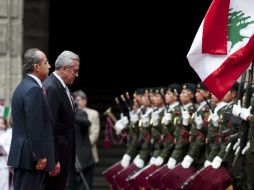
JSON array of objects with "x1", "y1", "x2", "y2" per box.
[
  {"x1": 75, "y1": 109, "x2": 94, "y2": 169},
  {"x1": 85, "y1": 107, "x2": 100, "y2": 163},
  {"x1": 43, "y1": 73, "x2": 75, "y2": 172},
  {"x1": 8, "y1": 76, "x2": 55, "y2": 171}
]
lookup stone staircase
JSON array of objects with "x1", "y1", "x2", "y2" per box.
[{"x1": 93, "y1": 118, "x2": 127, "y2": 190}]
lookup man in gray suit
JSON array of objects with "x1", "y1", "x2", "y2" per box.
[
  {"x1": 43, "y1": 50, "x2": 80, "y2": 190},
  {"x1": 8, "y1": 48, "x2": 55, "y2": 190}
]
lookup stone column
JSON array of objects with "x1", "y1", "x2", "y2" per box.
[{"x1": 0, "y1": 0, "x2": 23, "y2": 105}]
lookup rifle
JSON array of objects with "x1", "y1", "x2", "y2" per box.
[
  {"x1": 125, "y1": 92, "x2": 133, "y2": 108},
  {"x1": 233, "y1": 63, "x2": 253, "y2": 166},
  {"x1": 222, "y1": 71, "x2": 247, "y2": 161},
  {"x1": 121, "y1": 94, "x2": 132, "y2": 111},
  {"x1": 231, "y1": 70, "x2": 247, "y2": 125},
  {"x1": 115, "y1": 97, "x2": 124, "y2": 115}
]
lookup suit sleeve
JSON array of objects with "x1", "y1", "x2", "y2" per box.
[
  {"x1": 75, "y1": 109, "x2": 91, "y2": 127},
  {"x1": 89, "y1": 110, "x2": 100, "y2": 146},
  {"x1": 24, "y1": 87, "x2": 46, "y2": 161},
  {"x1": 45, "y1": 87, "x2": 60, "y2": 162}
]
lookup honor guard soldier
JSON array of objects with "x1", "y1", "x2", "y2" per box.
[
  {"x1": 155, "y1": 84, "x2": 182, "y2": 166},
  {"x1": 204, "y1": 94, "x2": 228, "y2": 167},
  {"x1": 162, "y1": 83, "x2": 197, "y2": 189},
  {"x1": 114, "y1": 88, "x2": 153, "y2": 189},
  {"x1": 147, "y1": 83, "x2": 182, "y2": 190},
  {"x1": 127, "y1": 87, "x2": 167, "y2": 189},
  {"x1": 103, "y1": 88, "x2": 143, "y2": 189},
  {"x1": 166, "y1": 83, "x2": 196, "y2": 170},
  {"x1": 181, "y1": 81, "x2": 211, "y2": 169},
  {"x1": 148, "y1": 87, "x2": 166, "y2": 165},
  {"x1": 120, "y1": 88, "x2": 144, "y2": 169}
]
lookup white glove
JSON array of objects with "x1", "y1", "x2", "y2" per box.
[
  {"x1": 240, "y1": 106, "x2": 252, "y2": 121},
  {"x1": 233, "y1": 138, "x2": 240, "y2": 151},
  {"x1": 167, "y1": 158, "x2": 177, "y2": 169},
  {"x1": 235, "y1": 146, "x2": 240, "y2": 156},
  {"x1": 152, "y1": 112, "x2": 160, "y2": 126},
  {"x1": 164, "y1": 113, "x2": 172, "y2": 125},
  {"x1": 121, "y1": 116, "x2": 129, "y2": 125},
  {"x1": 181, "y1": 155, "x2": 193, "y2": 169},
  {"x1": 232, "y1": 100, "x2": 242, "y2": 117},
  {"x1": 242, "y1": 141, "x2": 250, "y2": 155},
  {"x1": 209, "y1": 114, "x2": 219, "y2": 127},
  {"x1": 142, "y1": 116, "x2": 150, "y2": 127},
  {"x1": 154, "y1": 156, "x2": 164, "y2": 166},
  {"x1": 149, "y1": 157, "x2": 156, "y2": 165},
  {"x1": 211, "y1": 156, "x2": 223, "y2": 169},
  {"x1": 134, "y1": 157, "x2": 144, "y2": 168},
  {"x1": 204, "y1": 160, "x2": 212, "y2": 168},
  {"x1": 182, "y1": 111, "x2": 190, "y2": 126},
  {"x1": 114, "y1": 120, "x2": 126, "y2": 135},
  {"x1": 195, "y1": 114, "x2": 203, "y2": 129},
  {"x1": 120, "y1": 154, "x2": 131, "y2": 168},
  {"x1": 133, "y1": 154, "x2": 140, "y2": 162},
  {"x1": 130, "y1": 112, "x2": 139, "y2": 124},
  {"x1": 225, "y1": 142, "x2": 231, "y2": 152}
]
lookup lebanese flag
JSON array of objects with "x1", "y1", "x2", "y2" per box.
[{"x1": 187, "y1": 0, "x2": 254, "y2": 99}]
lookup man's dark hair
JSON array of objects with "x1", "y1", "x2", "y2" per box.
[{"x1": 23, "y1": 48, "x2": 41, "y2": 74}]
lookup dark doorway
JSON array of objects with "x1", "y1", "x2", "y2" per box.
[{"x1": 49, "y1": 1, "x2": 211, "y2": 113}]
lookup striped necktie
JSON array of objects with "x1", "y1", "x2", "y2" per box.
[{"x1": 65, "y1": 86, "x2": 74, "y2": 110}]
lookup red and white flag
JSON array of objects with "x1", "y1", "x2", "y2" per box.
[{"x1": 187, "y1": 0, "x2": 254, "y2": 99}]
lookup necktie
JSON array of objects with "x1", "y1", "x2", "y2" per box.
[
  {"x1": 65, "y1": 86, "x2": 74, "y2": 110},
  {"x1": 42, "y1": 86, "x2": 46, "y2": 95}
]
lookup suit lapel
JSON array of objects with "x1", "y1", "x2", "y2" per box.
[{"x1": 51, "y1": 74, "x2": 74, "y2": 114}]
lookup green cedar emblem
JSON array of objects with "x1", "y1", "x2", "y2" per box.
[{"x1": 228, "y1": 8, "x2": 254, "y2": 50}]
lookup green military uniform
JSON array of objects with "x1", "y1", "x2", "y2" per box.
[
  {"x1": 169, "y1": 83, "x2": 197, "y2": 166},
  {"x1": 245, "y1": 96, "x2": 254, "y2": 190},
  {"x1": 219, "y1": 101, "x2": 246, "y2": 190},
  {"x1": 159, "y1": 102, "x2": 181, "y2": 161},
  {"x1": 187, "y1": 101, "x2": 210, "y2": 168},
  {"x1": 170, "y1": 102, "x2": 196, "y2": 162},
  {"x1": 125, "y1": 110, "x2": 140, "y2": 159},
  {"x1": 217, "y1": 101, "x2": 236, "y2": 159},
  {"x1": 206, "y1": 102, "x2": 227, "y2": 162},
  {"x1": 138, "y1": 107, "x2": 153, "y2": 163},
  {"x1": 150, "y1": 107, "x2": 165, "y2": 158}
]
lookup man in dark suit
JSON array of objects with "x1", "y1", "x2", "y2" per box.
[
  {"x1": 8, "y1": 48, "x2": 55, "y2": 190},
  {"x1": 67, "y1": 90, "x2": 95, "y2": 190},
  {"x1": 43, "y1": 50, "x2": 80, "y2": 190}
]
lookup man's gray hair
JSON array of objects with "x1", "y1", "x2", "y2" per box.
[
  {"x1": 55, "y1": 50, "x2": 80, "y2": 70},
  {"x1": 73, "y1": 90, "x2": 87, "y2": 100},
  {"x1": 23, "y1": 48, "x2": 41, "y2": 74}
]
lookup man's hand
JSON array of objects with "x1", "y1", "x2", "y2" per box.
[
  {"x1": 49, "y1": 162, "x2": 61, "y2": 177},
  {"x1": 36, "y1": 158, "x2": 47, "y2": 171}
]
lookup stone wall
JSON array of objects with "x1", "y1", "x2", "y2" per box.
[
  {"x1": 0, "y1": 0, "x2": 49, "y2": 105},
  {"x1": 0, "y1": 0, "x2": 23, "y2": 104}
]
